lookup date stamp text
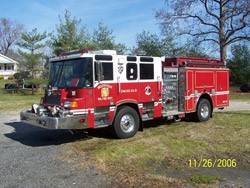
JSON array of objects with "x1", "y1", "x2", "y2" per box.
[{"x1": 189, "y1": 158, "x2": 237, "y2": 168}]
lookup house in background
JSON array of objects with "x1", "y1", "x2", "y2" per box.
[{"x1": 0, "y1": 54, "x2": 18, "y2": 79}]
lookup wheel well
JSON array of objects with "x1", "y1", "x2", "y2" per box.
[
  {"x1": 197, "y1": 93, "x2": 213, "y2": 113},
  {"x1": 113, "y1": 103, "x2": 143, "y2": 131}
]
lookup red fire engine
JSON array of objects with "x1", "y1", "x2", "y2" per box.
[{"x1": 20, "y1": 49, "x2": 229, "y2": 138}]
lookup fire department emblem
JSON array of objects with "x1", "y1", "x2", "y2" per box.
[
  {"x1": 101, "y1": 87, "x2": 109, "y2": 98},
  {"x1": 144, "y1": 85, "x2": 151, "y2": 95},
  {"x1": 118, "y1": 65, "x2": 124, "y2": 74}
]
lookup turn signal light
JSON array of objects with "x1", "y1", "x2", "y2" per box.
[{"x1": 70, "y1": 101, "x2": 78, "y2": 108}]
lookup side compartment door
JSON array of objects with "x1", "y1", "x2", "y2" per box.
[
  {"x1": 215, "y1": 70, "x2": 229, "y2": 107},
  {"x1": 185, "y1": 69, "x2": 195, "y2": 111}
]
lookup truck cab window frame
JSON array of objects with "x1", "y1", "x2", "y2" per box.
[{"x1": 126, "y1": 63, "x2": 138, "y2": 80}]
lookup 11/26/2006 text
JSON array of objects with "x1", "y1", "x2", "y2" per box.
[{"x1": 189, "y1": 159, "x2": 237, "y2": 168}]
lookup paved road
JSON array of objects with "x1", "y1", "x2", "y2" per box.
[{"x1": 0, "y1": 112, "x2": 109, "y2": 188}]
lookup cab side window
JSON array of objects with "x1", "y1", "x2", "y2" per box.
[
  {"x1": 95, "y1": 62, "x2": 113, "y2": 81},
  {"x1": 102, "y1": 62, "x2": 113, "y2": 80},
  {"x1": 140, "y1": 64, "x2": 154, "y2": 79}
]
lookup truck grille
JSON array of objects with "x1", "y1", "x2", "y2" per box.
[{"x1": 45, "y1": 94, "x2": 60, "y2": 105}]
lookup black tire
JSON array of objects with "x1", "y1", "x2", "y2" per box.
[
  {"x1": 113, "y1": 106, "x2": 140, "y2": 139},
  {"x1": 196, "y1": 98, "x2": 211, "y2": 122}
]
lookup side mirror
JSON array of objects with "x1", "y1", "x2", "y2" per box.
[{"x1": 96, "y1": 61, "x2": 104, "y2": 82}]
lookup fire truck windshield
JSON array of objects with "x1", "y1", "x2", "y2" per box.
[{"x1": 49, "y1": 58, "x2": 93, "y2": 88}]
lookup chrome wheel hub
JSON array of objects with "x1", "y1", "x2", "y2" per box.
[
  {"x1": 201, "y1": 104, "x2": 209, "y2": 118},
  {"x1": 120, "y1": 114, "x2": 135, "y2": 133}
]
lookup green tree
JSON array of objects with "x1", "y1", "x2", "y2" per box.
[
  {"x1": 50, "y1": 10, "x2": 90, "y2": 55},
  {"x1": 135, "y1": 30, "x2": 209, "y2": 58},
  {"x1": 136, "y1": 30, "x2": 164, "y2": 56},
  {"x1": 228, "y1": 44, "x2": 250, "y2": 84},
  {"x1": 90, "y1": 22, "x2": 127, "y2": 54},
  {"x1": 92, "y1": 22, "x2": 116, "y2": 50},
  {"x1": 17, "y1": 28, "x2": 47, "y2": 93},
  {"x1": 114, "y1": 43, "x2": 127, "y2": 55}
]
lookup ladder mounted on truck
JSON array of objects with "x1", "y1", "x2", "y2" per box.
[{"x1": 164, "y1": 57, "x2": 226, "y2": 68}]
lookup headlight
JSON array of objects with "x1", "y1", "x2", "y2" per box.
[
  {"x1": 63, "y1": 101, "x2": 71, "y2": 108},
  {"x1": 63, "y1": 101, "x2": 78, "y2": 108}
]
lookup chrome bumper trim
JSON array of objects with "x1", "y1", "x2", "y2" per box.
[{"x1": 20, "y1": 111, "x2": 88, "y2": 129}]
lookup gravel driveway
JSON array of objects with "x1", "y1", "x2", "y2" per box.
[
  {"x1": 0, "y1": 101, "x2": 249, "y2": 188},
  {"x1": 215, "y1": 101, "x2": 250, "y2": 111},
  {"x1": 0, "y1": 111, "x2": 109, "y2": 188}
]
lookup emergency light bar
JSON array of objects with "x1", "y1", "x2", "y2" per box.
[
  {"x1": 59, "y1": 48, "x2": 117, "y2": 56},
  {"x1": 60, "y1": 48, "x2": 92, "y2": 56}
]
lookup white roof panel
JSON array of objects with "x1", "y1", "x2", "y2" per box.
[{"x1": 0, "y1": 54, "x2": 18, "y2": 64}]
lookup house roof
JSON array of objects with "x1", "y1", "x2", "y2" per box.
[{"x1": 0, "y1": 54, "x2": 18, "y2": 64}]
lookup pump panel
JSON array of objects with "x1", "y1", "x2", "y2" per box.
[{"x1": 162, "y1": 68, "x2": 179, "y2": 112}]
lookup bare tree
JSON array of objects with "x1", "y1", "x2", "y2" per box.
[
  {"x1": 0, "y1": 18, "x2": 24, "y2": 55},
  {"x1": 156, "y1": 0, "x2": 250, "y2": 60}
]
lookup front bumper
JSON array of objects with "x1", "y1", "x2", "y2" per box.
[{"x1": 20, "y1": 111, "x2": 88, "y2": 129}]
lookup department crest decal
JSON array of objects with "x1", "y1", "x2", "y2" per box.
[
  {"x1": 118, "y1": 65, "x2": 124, "y2": 74},
  {"x1": 101, "y1": 87, "x2": 109, "y2": 98},
  {"x1": 144, "y1": 85, "x2": 151, "y2": 95}
]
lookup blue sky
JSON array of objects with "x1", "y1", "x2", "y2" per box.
[{"x1": 1, "y1": 0, "x2": 165, "y2": 48}]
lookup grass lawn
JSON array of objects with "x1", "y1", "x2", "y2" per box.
[
  {"x1": 0, "y1": 92, "x2": 42, "y2": 111},
  {"x1": 230, "y1": 86, "x2": 250, "y2": 101},
  {"x1": 67, "y1": 111, "x2": 250, "y2": 187},
  {"x1": 0, "y1": 80, "x2": 43, "y2": 112},
  {"x1": 0, "y1": 79, "x2": 15, "y2": 88}
]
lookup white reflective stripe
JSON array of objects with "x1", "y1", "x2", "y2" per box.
[
  {"x1": 185, "y1": 91, "x2": 230, "y2": 100},
  {"x1": 215, "y1": 91, "x2": 230, "y2": 95},
  {"x1": 110, "y1": 106, "x2": 116, "y2": 111},
  {"x1": 70, "y1": 108, "x2": 94, "y2": 111},
  {"x1": 185, "y1": 94, "x2": 195, "y2": 100},
  {"x1": 138, "y1": 103, "x2": 143, "y2": 108},
  {"x1": 70, "y1": 108, "x2": 94, "y2": 114},
  {"x1": 72, "y1": 112, "x2": 87, "y2": 115},
  {"x1": 70, "y1": 109, "x2": 87, "y2": 114},
  {"x1": 154, "y1": 101, "x2": 162, "y2": 106}
]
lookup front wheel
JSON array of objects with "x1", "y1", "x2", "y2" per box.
[
  {"x1": 113, "y1": 106, "x2": 140, "y2": 139},
  {"x1": 196, "y1": 98, "x2": 211, "y2": 122}
]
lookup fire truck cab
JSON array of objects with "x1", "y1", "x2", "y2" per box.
[{"x1": 20, "y1": 49, "x2": 229, "y2": 139}]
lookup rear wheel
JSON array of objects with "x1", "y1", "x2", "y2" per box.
[
  {"x1": 113, "y1": 106, "x2": 139, "y2": 139},
  {"x1": 196, "y1": 98, "x2": 211, "y2": 122}
]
